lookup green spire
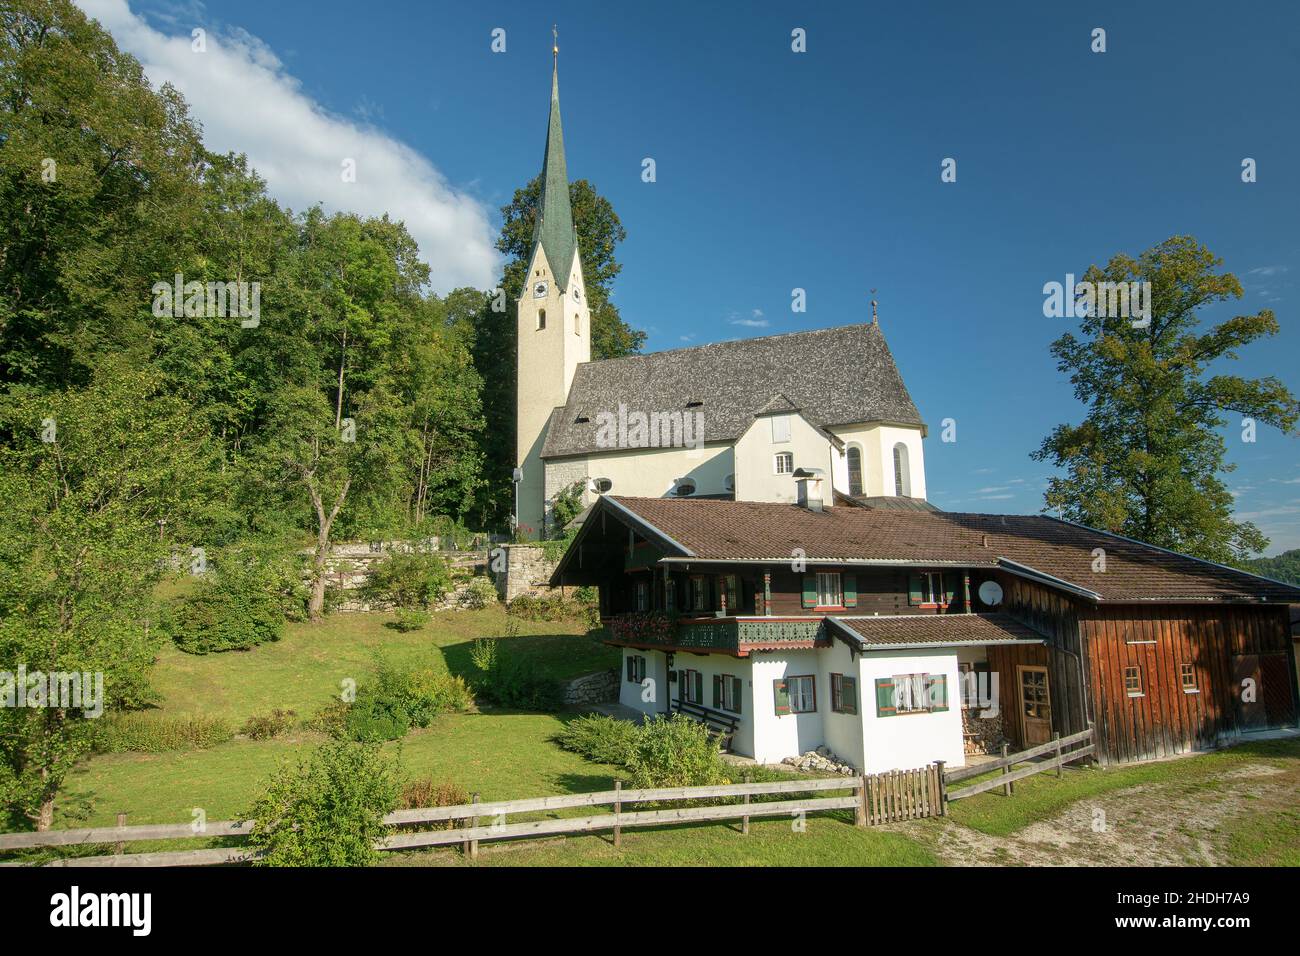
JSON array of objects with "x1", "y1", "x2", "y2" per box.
[{"x1": 533, "y1": 55, "x2": 578, "y2": 291}]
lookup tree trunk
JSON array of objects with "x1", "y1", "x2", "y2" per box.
[{"x1": 36, "y1": 796, "x2": 54, "y2": 831}]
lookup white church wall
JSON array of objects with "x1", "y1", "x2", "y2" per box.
[
  {"x1": 733, "y1": 413, "x2": 838, "y2": 504},
  {"x1": 830, "y1": 422, "x2": 927, "y2": 499},
  {"x1": 555, "y1": 442, "x2": 735, "y2": 503}
]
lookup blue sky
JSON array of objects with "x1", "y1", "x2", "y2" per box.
[{"x1": 87, "y1": 0, "x2": 1300, "y2": 552}]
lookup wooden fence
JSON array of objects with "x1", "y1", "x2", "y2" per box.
[
  {"x1": 0, "y1": 767, "x2": 947, "y2": 867},
  {"x1": 944, "y1": 728, "x2": 1095, "y2": 801}
]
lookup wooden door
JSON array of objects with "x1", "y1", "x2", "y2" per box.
[{"x1": 1017, "y1": 665, "x2": 1052, "y2": 746}]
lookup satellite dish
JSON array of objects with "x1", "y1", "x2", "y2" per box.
[{"x1": 978, "y1": 580, "x2": 1003, "y2": 607}]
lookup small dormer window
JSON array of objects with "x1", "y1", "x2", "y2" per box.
[
  {"x1": 685, "y1": 399, "x2": 703, "y2": 409},
  {"x1": 574, "y1": 413, "x2": 589, "y2": 424}
]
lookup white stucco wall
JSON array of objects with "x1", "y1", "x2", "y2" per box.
[
  {"x1": 749, "y1": 648, "x2": 825, "y2": 763},
  {"x1": 819, "y1": 638, "x2": 865, "y2": 770},
  {"x1": 733, "y1": 413, "x2": 838, "y2": 504},
  {"x1": 830, "y1": 422, "x2": 927, "y2": 499},
  {"x1": 858, "y1": 648, "x2": 965, "y2": 773}
]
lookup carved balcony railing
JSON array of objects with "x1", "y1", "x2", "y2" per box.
[{"x1": 606, "y1": 614, "x2": 825, "y2": 653}]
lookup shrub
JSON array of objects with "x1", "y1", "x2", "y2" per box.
[
  {"x1": 461, "y1": 576, "x2": 498, "y2": 609},
  {"x1": 243, "y1": 742, "x2": 399, "y2": 867},
  {"x1": 398, "y1": 778, "x2": 471, "y2": 830},
  {"x1": 334, "y1": 661, "x2": 473, "y2": 742},
  {"x1": 507, "y1": 590, "x2": 597, "y2": 626},
  {"x1": 241, "y1": 709, "x2": 297, "y2": 740},
  {"x1": 469, "y1": 628, "x2": 563, "y2": 712},
  {"x1": 549, "y1": 482, "x2": 586, "y2": 534},
  {"x1": 96, "y1": 713, "x2": 234, "y2": 753},
  {"x1": 387, "y1": 607, "x2": 429, "y2": 632},
  {"x1": 555, "y1": 714, "x2": 640, "y2": 767},
  {"x1": 167, "y1": 563, "x2": 286, "y2": 654},
  {"x1": 626, "y1": 715, "x2": 730, "y2": 790},
  {"x1": 363, "y1": 552, "x2": 451, "y2": 609}
]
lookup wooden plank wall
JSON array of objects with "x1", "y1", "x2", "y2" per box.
[{"x1": 1081, "y1": 603, "x2": 1295, "y2": 765}]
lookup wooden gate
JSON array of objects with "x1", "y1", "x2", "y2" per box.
[{"x1": 860, "y1": 764, "x2": 946, "y2": 824}]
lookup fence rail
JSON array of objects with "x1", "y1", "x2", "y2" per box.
[
  {"x1": 945, "y1": 729, "x2": 1095, "y2": 801},
  {"x1": 0, "y1": 768, "x2": 946, "y2": 867}
]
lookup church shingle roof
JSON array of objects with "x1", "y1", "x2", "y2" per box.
[
  {"x1": 533, "y1": 62, "x2": 578, "y2": 290},
  {"x1": 539, "y1": 323, "x2": 923, "y2": 459}
]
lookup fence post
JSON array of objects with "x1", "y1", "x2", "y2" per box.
[
  {"x1": 1001, "y1": 743, "x2": 1013, "y2": 796},
  {"x1": 613, "y1": 780, "x2": 622, "y2": 847},
  {"x1": 466, "y1": 793, "x2": 480, "y2": 860},
  {"x1": 855, "y1": 773, "x2": 868, "y2": 827},
  {"x1": 935, "y1": 761, "x2": 947, "y2": 817},
  {"x1": 1053, "y1": 732, "x2": 1063, "y2": 778},
  {"x1": 115, "y1": 812, "x2": 126, "y2": 855},
  {"x1": 742, "y1": 773, "x2": 750, "y2": 836}
]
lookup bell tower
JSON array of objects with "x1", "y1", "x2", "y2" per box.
[{"x1": 515, "y1": 33, "x2": 591, "y2": 538}]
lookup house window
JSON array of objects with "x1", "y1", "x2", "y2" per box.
[
  {"x1": 689, "y1": 576, "x2": 709, "y2": 611},
  {"x1": 625, "y1": 655, "x2": 646, "y2": 684},
  {"x1": 876, "y1": 673, "x2": 949, "y2": 716},
  {"x1": 816, "y1": 571, "x2": 842, "y2": 608},
  {"x1": 682, "y1": 669, "x2": 703, "y2": 704},
  {"x1": 714, "y1": 674, "x2": 743, "y2": 714},
  {"x1": 634, "y1": 579, "x2": 649, "y2": 612},
  {"x1": 908, "y1": 571, "x2": 952, "y2": 607},
  {"x1": 774, "y1": 451, "x2": 794, "y2": 475},
  {"x1": 1124, "y1": 665, "x2": 1143, "y2": 697},
  {"x1": 773, "y1": 675, "x2": 815, "y2": 715},
  {"x1": 663, "y1": 577, "x2": 675, "y2": 612},
  {"x1": 771, "y1": 415, "x2": 791, "y2": 443},
  {"x1": 831, "y1": 674, "x2": 857, "y2": 715},
  {"x1": 537, "y1": 309, "x2": 546, "y2": 331},
  {"x1": 1180, "y1": 663, "x2": 1198, "y2": 693},
  {"x1": 893, "y1": 442, "x2": 911, "y2": 496},
  {"x1": 719, "y1": 574, "x2": 738, "y2": 613},
  {"x1": 847, "y1": 445, "x2": 864, "y2": 496}
]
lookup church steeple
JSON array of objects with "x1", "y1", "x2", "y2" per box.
[{"x1": 533, "y1": 36, "x2": 578, "y2": 291}]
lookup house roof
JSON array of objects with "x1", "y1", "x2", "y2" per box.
[
  {"x1": 577, "y1": 495, "x2": 1300, "y2": 605},
  {"x1": 539, "y1": 323, "x2": 924, "y2": 459},
  {"x1": 827, "y1": 613, "x2": 1047, "y2": 649}
]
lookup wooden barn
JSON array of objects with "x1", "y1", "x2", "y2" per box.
[{"x1": 553, "y1": 494, "x2": 1300, "y2": 769}]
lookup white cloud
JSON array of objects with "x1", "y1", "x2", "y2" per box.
[{"x1": 76, "y1": 0, "x2": 499, "y2": 293}]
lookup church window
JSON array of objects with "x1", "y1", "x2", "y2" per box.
[
  {"x1": 774, "y1": 452, "x2": 794, "y2": 475},
  {"x1": 537, "y1": 309, "x2": 546, "y2": 331},
  {"x1": 847, "y1": 445, "x2": 864, "y2": 496},
  {"x1": 893, "y1": 443, "x2": 911, "y2": 496}
]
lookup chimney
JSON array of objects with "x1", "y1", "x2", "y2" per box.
[{"x1": 793, "y1": 468, "x2": 825, "y2": 513}]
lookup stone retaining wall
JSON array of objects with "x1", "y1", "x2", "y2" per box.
[
  {"x1": 563, "y1": 669, "x2": 619, "y2": 706},
  {"x1": 492, "y1": 544, "x2": 562, "y2": 603}
]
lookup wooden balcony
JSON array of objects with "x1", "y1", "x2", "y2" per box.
[{"x1": 606, "y1": 613, "x2": 826, "y2": 655}]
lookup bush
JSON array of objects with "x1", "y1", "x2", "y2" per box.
[
  {"x1": 334, "y1": 661, "x2": 473, "y2": 742},
  {"x1": 507, "y1": 590, "x2": 598, "y2": 627},
  {"x1": 167, "y1": 558, "x2": 287, "y2": 654},
  {"x1": 363, "y1": 552, "x2": 451, "y2": 609},
  {"x1": 555, "y1": 714, "x2": 640, "y2": 766},
  {"x1": 243, "y1": 742, "x2": 400, "y2": 867},
  {"x1": 461, "y1": 576, "x2": 498, "y2": 609},
  {"x1": 398, "y1": 778, "x2": 471, "y2": 830},
  {"x1": 469, "y1": 627, "x2": 563, "y2": 712},
  {"x1": 387, "y1": 607, "x2": 429, "y2": 632},
  {"x1": 241, "y1": 709, "x2": 297, "y2": 740},
  {"x1": 626, "y1": 715, "x2": 730, "y2": 789},
  {"x1": 96, "y1": 713, "x2": 234, "y2": 753}
]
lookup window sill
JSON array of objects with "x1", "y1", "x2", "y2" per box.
[
  {"x1": 1183, "y1": 688, "x2": 1200, "y2": 695},
  {"x1": 1127, "y1": 693, "x2": 1145, "y2": 699}
]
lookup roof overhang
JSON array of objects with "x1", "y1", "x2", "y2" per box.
[{"x1": 548, "y1": 495, "x2": 694, "y2": 585}]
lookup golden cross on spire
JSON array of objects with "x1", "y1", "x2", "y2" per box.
[{"x1": 552, "y1": 24, "x2": 558, "y2": 58}]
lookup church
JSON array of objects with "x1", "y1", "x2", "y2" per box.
[
  {"x1": 529, "y1": 54, "x2": 1300, "y2": 774},
  {"x1": 514, "y1": 57, "x2": 929, "y2": 539}
]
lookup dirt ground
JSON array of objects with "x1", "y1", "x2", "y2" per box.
[{"x1": 903, "y1": 761, "x2": 1298, "y2": 866}]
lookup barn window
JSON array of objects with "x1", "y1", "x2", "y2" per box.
[
  {"x1": 847, "y1": 445, "x2": 864, "y2": 496},
  {"x1": 1180, "y1": 663, "x2": 1198, "y2": 693},
  {"x1": 1124, "y1": 665, "x2": 1143, "y2": 697},
  {"x1": 893, "y1": 442, "x2": 912, "y2": 496}
]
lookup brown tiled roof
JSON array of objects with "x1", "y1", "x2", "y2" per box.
[
  {"x1": 828, "y1": 613, "x2": 1046, "y2": 648},
  {"x1": 601, "y1": 496, "x2": 1300, "y2": 604}
]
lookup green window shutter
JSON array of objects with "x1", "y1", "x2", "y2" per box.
[
  {"x1": 907, "y1": 572, "x2": 923, "y2": 606},
  {"x1": 801, "y1": 574, "x2": 817, "y2": 608},
  {"x1": 875, "y1": 678, "x2": 898, "y2": 716},
  {"x1": 926, "y1": 674, "x2": 949, "y2": 712},
  {"x1": 732, "y1": 677, "x2": 743, "y2": 714},
  {"x1": 695, "y1": 672, "x2": 704, "y2": 704},
  {"x1": 844, "y1": 676, "x2": 857, "y2": 715},
  {"x1": 942, "y1": 574, "x2": 956, "y2": 606},
  {"x1": 712, "y1": 675, "x2": 722, "y2": 709},
  {"x1": 626, "y1": 656, "x2": 634, "y2": 682},
  {"x1": 843, "y1": 573, "x2": 857, "y2": 608},
  {"x1": 773, "y1": 679, "x2": 791, "y2": 716}
]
